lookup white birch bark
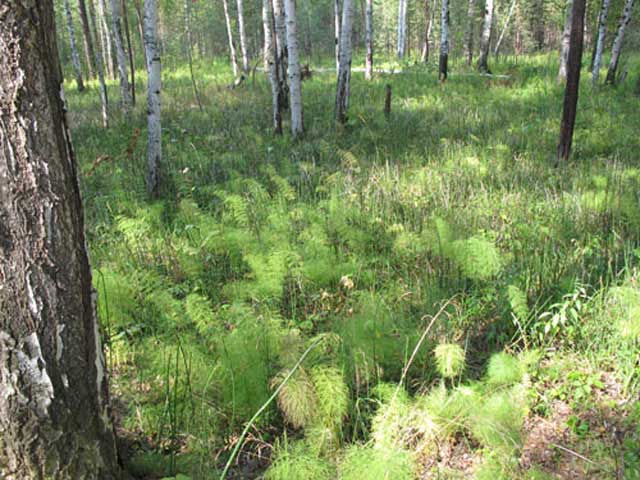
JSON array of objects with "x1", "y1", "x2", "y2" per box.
[
  {"x1": 64, "y1": 0, "x2": 85, "y2": 92},
  {"x1": 284, "y1": 0, "x2": 304, "y2": 136},
  {"x1": 236, "y1": 0, "x2": 249, "y2": 73},
  {"x1": 335, "y1": 0, "x2": 341, "y2": 71},
  {"x1": 222, "y1": 0, "x2": 240, "y2": 78},
  {"x1": 558, "y1": 0, "x2": 574, "y2": 82},
  {"x1": 264, "y1": 0, "x2": 283, "y2": 133},
  {"x1": 97, "y1": 0, "x2": 115, "y2": 79},
  {"x1": 465, "y1": 0, "x2": 475, "y2": 65},
  {"x1": 439, "y1": 0, "x2": 449, "y2": 81},
  {"x1": 477, "y1": 0, "x2": 494, "y2": 72},
  {"x1": 494, "y1": 0, "x2": 517, "y2": 55},
  {"x1": 144, "y1": 0, "x2": 161, "y2": 196},
  {"x1": 109, "y1": 0, "x2": 131, "y2": 111},
  {"x1": 336, "y1": 0, "x2": 354, "y2": 122},
  {"x1": 273, "y1": 0, "x2": 289, "y2": 106},
  {"x1": 605, "y1": 0, "x2": 634, "y2": 84},
  {"x1": 397, "y1": 0, "x2": 407, "y2": 59},
  {"x1": 365, "y1": 0, "x2": 373, "y2": 79},
  {"x1": 591, "y1": 0, "x2": 610, "y2": 86},
  {"x1": 88, "y1": 0, "x2": 109, "y2": 126},
  {"x1": 262, "y1": 1, "x2": 271, "y2": 70}
]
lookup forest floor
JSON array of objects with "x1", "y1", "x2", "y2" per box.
[{"x1": 67, "y1": 54, "x2": 640, "y2": 479}]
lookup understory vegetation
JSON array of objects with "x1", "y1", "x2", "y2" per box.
[{"x1": 70, "y1": 54, "x2": 640, "y2": 479}]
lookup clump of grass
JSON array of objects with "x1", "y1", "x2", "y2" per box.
[
  {"x1": 486, "y1": 352, "x2": 524, "y2": 386},
  {"x1": 338, "y1": 444, "x2": 416, "y2": 480},
  {"x1": 470, "y1": 387, "x2": 527, "y2": 453},
  {"x1": 434, "y1": 343, "x2": 466, "y2": 379},
  {"x1": 264, "y1": 440, "x2": 335, "y2": 480}
]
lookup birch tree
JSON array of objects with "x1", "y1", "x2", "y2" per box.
[
  {"x1": 273, "y1": 0, "x2": 289, "y2": 108},
  {"x1": 88, "y1": 0, "x2": 109, "y2": 126},
  {"x1": 222, "y1": 0, "x2": 240, "y2": 78},
  {"x1": 365, "y1": 0, "x2": 374, "y2": 79},
  {"x1": 121, "y1": 0, "x2": 136, "y2": 105},
  {"x1": 477, "y1": 0, "x2": 494, "y2": 73},
  {"x1": 465, "y1": 0, "x2": 476, "y2": 66},
  {"x1": 494, "y1": 0, "x2": 517, "y2": 55},
  {"x1": 97, "y1": 0, "x2": 115, "y2": 79},
  {"x1": 557, "y1": 0, "x2": 586, "y2": 164},
  {"x1": 421, "y1": 0, "x2": 433, "y2": 63},
  {"x1": 144, "y1": 0, "x2": 161, "y2": 196},
  {"x1": 605, "y1": 0, "x2": 635, "y2": 85},
  {"x1": 336, "y1": 0, "x2": 354, "y2": 123},
  {"x1": 439, "y1": 0, "x2": 450, "y2": 81},
  {"x1": 78, "y1": 0, "x2": 97, "y2": 78},
  {"x1": 397, "y1": 0, "x2": 408, "y2": 59},
  {"x1": 264, "y1": 0, "x2": 283, "y2": 134},
  {"x1": 236, "y1": 0, "x2": 250, "y2": 73},
  {"x1": 335, "y1": 0, "x2": 342, "y2": 71},
  {"x1": 0, "y1": 0, "x2": 122, "y2": 475},
  {"x1": 284, "y1": 0, "x2": 304, "y2": 136},
  {"x1": 591, "y1": 0, "x2": 611, "y2": 86},
  {"x1": 110, "y1": 0, "x2": 132, "y2": 111},
  {"x1": 558, "y1": 0, "x2": 573, "y2": 82},
  {"x1": 64, "y1": 0, "x2": 85, "y2": 91}
]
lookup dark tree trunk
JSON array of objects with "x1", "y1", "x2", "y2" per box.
[
  {"x1": 0, "y1": 0, "x2": 122, "y2": 477},
  {"x1": 121, "y1": 0, "x2": 136, "y2": 106},
  {"x1": 556, "y1": 0, "x2": 586, "y2": 165},
  {"x1": 78, "y1": 0, "x2": 97, "y2": 78}
]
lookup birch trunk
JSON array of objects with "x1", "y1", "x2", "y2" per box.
[
  {"x1": 557, "y1": 0, "x2": 586, "y2": 164},
  {"x1": 465, "y1": 0, "x2": 476, "y2": 66},
  {"x1": 144, "y1": 0, "x2": 161, "y2": 196},
  {"x1": 0, "y1": 0, "x2": 122, "y2": 475},
  {"x1": 236, "y1": 0, "x2": 249, "y2": 73},
  {"x1": 88, "y1": 0, "x2": 110, "y2": 126},
  {"x1": 78, "y1": 0, "x2": 97, "y2": 78},
  {"x1": 335, "y1": 0, "x2": 342, "y2": 71},
  {"x1": 273, "y1": 0, "x2": 289, "y2": 108},
  {"x1": 336, "y1": 0, "x2": 354, "y2": 123},
  {"x1": 605, "y1": 0, "x2": 634, "y2": 85},
  {"x1": 264, "y1": 0, "x2": 283, "y2": 134},
  {"x1": 439, "y1": 0, "x2": 450, "y2": 81},
  {"x1": 591, "y1": 0, "x2": 610, "y2": 86},
  {"x1": 263, "y1": 1, "x2": 270, "y2": 70},
  {"x1": 397, "y1": 0, "x2": 407, "y2": 59},
  {"x1": 64, "y1": 0, "x2": 85, "y2": 91},
  {"x1": 97, "y1": 0, "x2": 115, "y2": 79},
  {"x1": 421, "y1": 0, "x2": 432, "y2": 63},
  {"x1": 284, "y1": 0, "x2": 304, "y2": 136},
  {"x1": 121, "y1": 0, "x2": 136, "y2": 105},
  {"x1": 558, "y1": 0, "x2": 573, "y2": 82},
  {"x1": 109, "y1": 0, "x2": 132, "y2": 111},
  {"x1": 222, "y1": 0, "x2": 240, "y2": 78},
  {"x1": 477, "y1": 0, "x2": 494, "y2": 73},
  {"x1": 494, "y1": 0, "x2": 517, "y2": 55},
  {"x1": 365, "y1": 0, "x2": 373, "y2": 80}
]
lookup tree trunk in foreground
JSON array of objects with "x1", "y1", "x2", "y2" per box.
[
  {"x1": 557, "y1": 0, "x2": 586, "y2": 165},
  {"x1": 605, "y1": 0, "x2": 634, "y2": 85},
  {"x1": 558, "y1": 0, "x2": 573, "y2": 82},
  {"x1": 236, "y1": 0, "x2": 249, "y2": 73},
  {"x1": 109, "y1": 0, "x2": 132, "y2": 111},
  {"x1": 591, "y1": 0, "x2": 610, "y2": 86},
  {"x1": 144, "y1": 0, "x2": 161, "y2": 196},
  {"x1": 365, "y1": 0, "x2": 373, "y2": 79},
  {"x1": 439, "y1": 0, "x2": 450, "y2": 81},
  {"x1": 464, "y1": 0, "x2": 475, "y2": 66},
  {"x1": 78, "y1": 0, "x2": 97, "y2": 78},
  {"x1": 477, "y1": 0, "x2": 494, "y2": 73},
  {"x1": 0, "y1": 0, "x2": 121, "y2": 477},
  {"x1": 284, "y1": 0, "x2": 304, "y2": 137},
  {"x1": 64, "y1": 0, "x2": 85, "y2": 91},
  {"x1": 264, "y1": 0, "x2": 283, "y2": 134},
  {"x1": 336, "y1": 0, "x2": 354, "y2": 123},
  {"x1": 222, "y1": 0, "x2": 240, "y2": 78}
]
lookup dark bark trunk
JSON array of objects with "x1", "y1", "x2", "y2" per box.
[
  {"x1": 78, "y1": 0, "x2": 97, "y2": 78},
  {"x1": 556, "y1": 0, "x2": 586, "y2": 165},
  {"x1": 121, "y1": 0, "x2": 136, "y2": 106},
  {"x1": 0, "y1": 0, "x2": 122, "y2": 477}
]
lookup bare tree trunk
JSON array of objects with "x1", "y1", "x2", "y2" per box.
[
  {"x1": 273, "y1": 0, "x2": 289, "y2": 108},
  {"x1": 439, "y1": 0, "x2": 450, "y2": 81},
  {"x1": 421, "y1": 0, "x2": 432, "y2": 63},
  {"x1": 264, "y1": 0, "x2": 283, "y2": 134},
  {"x1": 557, "y1": 0, "x2": 586, "y2": 165},
  {"x1": 109, "y1": 0, "x2": 132, "y2": 111},
  {"x1": 605, "y1": 0, "x2": 634, "y2": 85},
  {"x1": 365, "y1": 0, "x2": 373, "y2": 79},
  {"x1": 336, "y1": 0, "x2": 354, "y2": 123},
  {"x1": 64, "y1": 0, "x2": 86, "y2": 91},
  {"x1": 222, "y1": 0, "x2": 240, "y2": 77},
  {"x1": 335, "y1": 0, "x2": 341, "y2": 71},
  {"x1": 133, "y1": 0, "x2": 148, "y2": 67},
  {"x1": 284, "y1": 0, "x2": 304, "y2": 136},
  {"x1": 0, "y1": 1, "x2": 122, "y2": 476},
  {"x1": 97, "y1": 0, "x2": 115, "y2": 79},
  {"x1": 558, "y1": 0, "x2": 573, "y2": 82},
  {"x1": 236, "y1": 0, "x2": 249, "y2": 72},
  {"x1": 494, "y1": 0, "x2": 517, "y2": 55},
  {"x1": 144, "y1": 0, "x2": 161, "y2": 196},
  {"x1": 591, "y1": 0, "x2": 610, "y2": 86},
  {"x1": 477, "y1": 0, "x2": 494, "y2": 73},
  {"x1": 465, "y1": 0, "x2": 476, "y2": 66},
  {"x1": 121, "y1": 0, "x2": 136, "y2": 106},
  {"x1": 397, "y1": 0, "x2": 407, "y2": 59},
  {"x1": 88, "y1": 0, "x2": 110, "y2": 126},
  {"x1": 78, "y1": 0, "x2": 97, "y2": 78}
]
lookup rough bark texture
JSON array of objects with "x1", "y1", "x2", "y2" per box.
[
  {"x1": 557, "y1": 0, "x2": 586, "y2": 165},
  {"x1": 464, "y1": 0, "x2": 476, "y2": 66},
  {"x1": 144, "y1": 0, "x2": 161, "y2": 196},
  {"x1": 605, "y1": 0, "x2": 634, "y2": 85},
  {"x1": 64, "y1": 0, "x2": 85, "y2": 91},
  {"x1": 264, "y1": 0, "x2": 283, "y2": 134},
  {"x1": 222, "y1": 0, "x2": 240, "y2": 78},
  {"x1": 284, "y1": 0, "x2": 304, "y2": 136},
  {"x1": 336, "y1": 0, "x2": 354, "y2": 123},
  {"x1": 365, "y1": 0, "x2": 373, "y2": 79},
  {"x1": 397, "y1": 0, "x2": 407, "y2": 59},
  {"x1": 0, "y1": 0, "x2": 122, "y2": 477},
  {"x1": 558, "y1": 0, "x2": 573, "y2": 82},
  {"x1": 439, "y1": 0, "x2": 449, "y2": 81},
  {"x1": 109, "y1": 0, "x2": 132, "y2": 111},
  {"x1": 591, "y1": 0, "x2": 610, "y2": 86},
  {"x1": 477, "y1": 0, "x2": 494, "y2": 73},
  {"x1": 78, "y1": 0, "x2": 97, "y2": 78},
  {"x1": 236, "y1": 0, "x2": 249, "y2": 73}
]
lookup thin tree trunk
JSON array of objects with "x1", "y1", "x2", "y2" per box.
[
  {"x1": 184, "y1": 0, "x2": 202, "y2": 110},
  {"x1": 98, "y1": 0, "x2": 115, "y2": 79},
  {"x1": 397, "y1": 0, "x2": 407, "y2": 59},
  {"x1": 121, "y1": 0, "x2": 136, "y2": 106},
  {"x1": 421, "y1": 0, "x2": 431, "y2": 63},
  {"x1": 477, "y1": 0, "x2": 494, "y2": 72},
  {"x1": 133, "y1": 0, "x2": 148, "y2": 67},
  {"x1": 88, "y1": 0, "x2": 110, "y2": 126},
  {"x1": 78, "y1": 0, "x2": 97, "y2": 78},
  {"x1": 109, "y1": 0, "x2": 132, "y2": 111},
  {"x1": 273, "y1": 0, "x2": 289, "y2": 108},
  {"x1": 284, "y1": 0, "x2": 304, "y2": 136},
  {"x1": 465, "y1": 0, "x2": 476, "y2": 66},
  {"x1": 144, "y1": 0, "x2": 161, "y2": 196},
  {"x1": 494, "y1": 0, "x2": 516, "y2": 55},
  {"x1": 558, "y1": 0, "x2": 573, "y2": 82},
  {"x1": 605, "y1": 0, "x2": 634, "y2": 85},
  {"x1": 335, "y1": 0, "x2": 341, "y2": 71},
  {"x1": 591, "y1": 0, "x2": 610, "y2": 86},
  {"x1": 365, "y1": 0, "x2": 373, "y2": 79},
  {"x1": 263, "y1": 1, "x2": 270, "y2": 70},
  {"x1": 222, "y1": 0, "x2": 240, "y2": 77},
  {"x1": 439, "y1": 0, "x2": 450, "y2": 81},
  {"x1": 236, "y1": 0, "x2": 249, "y2": 72},
  {"x1": 557, "y1": 0, "x2": 586, "y2": 165},
  {"x1": 64, "y1": 0, "x2": 86, "y2": 91},
  {"x1": 264, "y1": 0, "x2": 283, "y2": 134},
  {"x1": 336, "y1": 0, "x2": 354, "y2": 123},
  {"x1": 0, "y1": 0, "x2": 122, "y2": 475}
]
